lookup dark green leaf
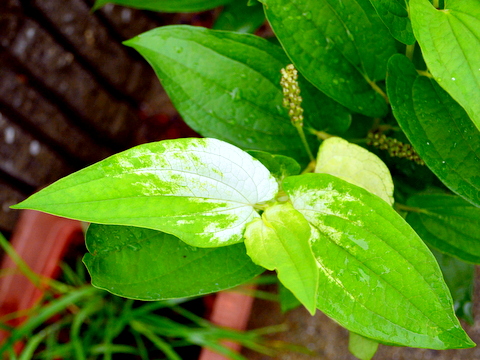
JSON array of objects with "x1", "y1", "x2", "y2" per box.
[
  {"x1": 406, "y1": 194, "x2": 480, "y2": 263},
  {"x1": 246, "y1": 150, "x2": 300, "y2": 181},
  {"x1": 125, "y1": 25, "x2": 350, "y2": 164},
  {"x1": 368, "y1": 0, "x2": 415, "y2": 44},
  {"x1": 283, "y1": 173, "x2": 474, "y2": 349},
  {"x1": 387, "y1": 54, "x2": 480, "y2": 207},
  {"x1": 84, "y1": 224, "x2": 263, "y2": 300},
  {"x1": 213, "y1": 0, "x2": 265, "y2": 33},
  {"x1": 430, "y1": 248, "x2": 474, "y2": 325},
  {"x1": 278, "y1": 282, "x2": 301, "y2": 313},
  {"x1": 262, "y1": 0, "x2": 396, "y2": 117},
  {"x1": 410, "y1": 0, "x2": 480, "y2": 130},
  {"x1": 93, "y1": 0, "x2": 233, "y2": 12}
]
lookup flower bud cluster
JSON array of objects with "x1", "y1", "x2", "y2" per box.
[
  {"x1": 367, "y1": 132, "x2": 425, "y2": 165},
  {"x1": 280, "y1": 64, "x2": 304, "y2": 126}
]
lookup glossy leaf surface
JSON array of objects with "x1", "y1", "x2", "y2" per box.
[
  {"x1": 410, "y1": 0, "x2": 480, "y2": 130},
  {"x1": 84, "y1": 224, "x2": 263, "y2": 300},
  {"x1": 315, "y1": 137, "x2": 394, "y2": 205},
  {"x1": 387, "y1": 54, "x2": 480, "y2": 207},
  {"x1": 368, "y1": 0, "x2": 415, "y2": 44},
  {"x1": 244, "y1": 203, "x2": 318, "y2": 314},
  {"x1": 125, "y1": 25, "x2": 350, "y2": 164},
  {"x1": 93, "y1": 0, "x2": 232, "y2": 12},
  {"x1": 284, "y1": 173, "x2": 474, "y2": 349},
  {"x1": 13, "y1": 138, "x2": 278, "y2": 247},
  {"x1": 262, "y1": 0, "x2": 396, "y2": 117},
  {"x1": 406, "y1": 194, "x2": 480, "y2": 263}
]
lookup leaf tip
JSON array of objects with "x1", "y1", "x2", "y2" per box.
[
  {"x1": 306, "y1": 303, "x2": 317, "y2": 316},
  {"x1": 9, "y1": 200, "x2": 27, "y2": 210},
  {"x1": 122, "y1": 38, "x2": 137, "y2": 48}
]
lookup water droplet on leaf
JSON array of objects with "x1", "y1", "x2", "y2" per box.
[{"x1": 303, "y1": 12, "x2": 312, "y2": 20}]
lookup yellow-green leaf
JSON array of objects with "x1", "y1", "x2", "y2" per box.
[
  {"x1": 244, "y1": 202, "x2": 318, "y2": 314},
  {"x1": 315, "y1": 137, "x2": 394, "y2": 205}
]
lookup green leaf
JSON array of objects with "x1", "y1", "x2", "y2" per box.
[
  {"x1": 246, "y1": 151, "x2": 301, "y2": 181},
  {"x1": 430, "y1": 247, "x2": 475, "y2": 325},
  {"x1": 387, "y1": 54, "x2": 480, "y2": 207},
  {"x1": 262, "y1": 0, "x2": 396, "y2": 117},
  {"x1": 244, "y1": 203, "x2": 318, "y2": 314},
  {"x1": 125, "y1": 25, "x2": 351, "y2": 164},
  {"x1": 406, "y1": 194, "x2": 480, "y2": 264},
  {"x1": 410, "y1": 0, "x2": 480, "y2": 131},
  {"x1": 93, "y1": 0, "x2": 233, "y2": 12},
  {"x1": 368, "y1": 0, "x2": 416, "y2": 44},
  {"x1": 12, "y1": 138, "x2": 278, "y2": 248},
  {"x1": 83, "y1": 224, "x2": 263, "y2": 300},
  {"x1": 348, "y1": 332, "x2": 379, "y2": 360},
  {"x1": 315, "y1": 137, "x2": 394, "y2": 205},
  {"x1": 213, "y1": 0, "x2": 265, "y2": 33},
  {"x1": 283, "y1": 173, "x2": 474, "y2": 349}
]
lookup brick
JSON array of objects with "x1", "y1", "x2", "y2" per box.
[
  {"x1": 87, "y1": 0, "x2": 162, "y2": 42},
  {"x1": 0, "y1": 0, "x2": 22, "y2": 13},
  {"x1": 0, "y1": 63, "x2": 112, "y2": 164},
  {"x1": 32, "y1": 0, "x2": 156, "y2": 103},
  {"x1": 1, "y1": 16, "x2": 140, "y2": 147},
  {"x1": 0, "y1": 111, "x2": 74, "y2": 188}
]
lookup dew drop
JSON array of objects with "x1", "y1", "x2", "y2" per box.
[
  {"x1": 303, "y1": 11, "x2": 312, "y2": 20},
  {"x1": 325, "y1": 37, "x2": 334, "y2": 50},
  {"x1": 229, "y1": 87, "x2": 240, "y2": 100},
  {"x1": 346, "y1": 29, "x2": 354, "y2": 41},
  {"x1": 451, "y1": 77, "x2": 456, "y2": 81}
]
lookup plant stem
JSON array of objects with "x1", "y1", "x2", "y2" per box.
[
  {"x1": 394, "y1": 203, "x2": 425, "y2": 213},
  {"x1": 307, "y1": 127, "x2": 333, "y2": 141},
  {"x1": 295, "y1": 124, "x2": 315, "y2": 162},
  {"x1": 368, "y1": 79, "x2": 389, "y2": 104},
  {"x1": 301, "y1": 160, "x2": 316, "y2": 174},
  {"x1": 417, "y1": 69, "x2": 433, "y2": 78},
  {"x1": 433, "y1": 0, "x2": 439, "y2": 8}
]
